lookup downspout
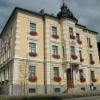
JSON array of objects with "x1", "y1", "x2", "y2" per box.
[{"x1": 43, "y1": 14, "x2": 47, "y2": 94}]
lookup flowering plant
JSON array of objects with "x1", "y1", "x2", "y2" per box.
[
  {"x1": 89, "y1": 44, "x2": 93, "y2": 48},
  {"x1": 54, "y1": 76, "x2": 61, "y2": 82},
  {"x1": 80, "y1": 58, "x2": 84, "y2": 62},
  {"x1": 29, "y1": 52, "x2": 37, "y2": 57},
  {"x1": 52, "y1": 34, "x2": 59, "y2": 39},
  {"x1": 90, "y1": 60, "x2": 95, "y2": 65},
  {"x1": 80, "y1": 77, "x2": 86, "y2": 82},
  {"x1": 29, "y1": 76, "x2": 37, "y2": 82},
  {"x1": 30, "y1": 31, "x2": 37, "y2": 36},
  {"x1": 52, "y1": 54, "x2": 60, "y2": 59},
  {"x1": 92, "y1": 78, "x2": 97, "y2": 82},
  {"x1": 71, "y1": 55, "x2": 77, "y2": 60},
  {"x1": 70, "y1": 35, "x2": 75, "y2": 39},
  {"x1": 77, "y1": 39, "x2": 82, "y2": 44}
]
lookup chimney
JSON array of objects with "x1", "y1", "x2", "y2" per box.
[{"x1": 40, "y1": 9, "x2": 45, "y2": 14}]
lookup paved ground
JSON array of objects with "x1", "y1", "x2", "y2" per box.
[{"x1": 63, "y1": 96, "x2": 100, "y2": 100}]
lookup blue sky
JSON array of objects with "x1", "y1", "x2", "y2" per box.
[{"x1": 0, "y1": 0, "x2": 100, "y2": 41}]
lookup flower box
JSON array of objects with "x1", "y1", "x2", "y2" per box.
[
  {"x1": 52, "y1": 54, "x2": 60, "y2": 59},
  {"x1": 89, "y1": 44, "x2": 93, "y2": 48},
  {"x1": 90, "y1": 60, "x2": 95, "y2": 65},
  {"x1": 29, "y1": 52, "x2": 37, "y2": 57},
  {"x1": 70, "y1": 35, "x2": 75, "y2": 39},
  {"x1": 30, "y1": 31, "x2": 37, "y2": 36},
  {"x1": 29, "y1": 76, "x2": 37, "y2": 82},
  {"x1": 52, "y1": 34, "x2": 59, "y2": 39},
  {"x1": 80, "y1": 77, "x2": 86, "y2": 82},
  {"x1": 92, "y1": 78, "x2": 97, "y2": 82},
  {"x1": 71, "y1": 55, "x2": 77, "y2": 60},
  {"x1": 54, "y1": 76, "x2": 61, "y2": 82},
  {"x1": 80, "y1": 58, "x2": 84, "y2": 62},
  {"x1": 6, "y1": 80, "x2": 9, "y2": 82},
  {"x1": 77, "y1": 40, "x2": 82, "y2": 44}
]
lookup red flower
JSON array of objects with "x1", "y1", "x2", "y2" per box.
[
  {"x1": 80, "y1": 58, "x2": 84, "y2": 62},
  {"x1": 52, "y1": 34, "x2": 59, "y2": 39},
  {"x1": 80, "y1": 77, "x2": 86, "y2": 82},
  {"x1": 71, "y1": 55, "x2": 77, "y2": 60},
  {"x1": 54, "y1": 76, "x2": 61, "y2": 82},
  {"x1": 92, "y1": 78, "x2": 97, "y2": 82},
  {"x1": 77, "y1": 40, "x2": 82, "y2": 44},
  {"x1": 52, "y1": 54, "x2": 60, "y2": 59},
  {"x1": 89, "y1": 44, "x2": 93, "y2": 48},
  {"x1": 70, "y1": 35, "x2": 75, "y2": 39},
  {"x1": 29, "y1": 52, "x2": 37, "y2": 57},
  {"x1": 29, "y1": 76, "x2": 37, "y2": 82},
  {"x1": 30, "y1": 31, "x2": 37, "y2": 36},
  {"x1": 90, "y1": 60, "x2": 95, "y2": 65}
]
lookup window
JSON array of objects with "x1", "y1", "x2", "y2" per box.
[
  {"x1": 52, "y1": 26, "x2": 57, "y2": 35},
  {"x1": 70, "y1": 46, "x2": 75, "y2": 55},
  {"x1": 54, "y1": 88, "x2": 60, "y2": 93},
  {"x1": 29, "y1": 65, "x2": 36, "y2": 76},
  {"x1": 79, "y1": 50, "x2": 82, "y2": 58},
  {"x1": 89, "y1": 54, "x2": 93, "y2": 61},
  {"x1": 69, "y1": 27, "x2": 73, "y2": 35},
  {"x1": 52, "y1": 45, "x2": 58, "y2": 54},
  {"x1": 4, "y1": 70, "x2": 6, "y2": 81},
  {"x1": 91, "y1": 71, "x2": 95, "y2": 79},
  {"x1": 29, "y1": 88, "x2": 36, "y2": 93},
  {"x1": 29, "y1": 43, "x2": 36, "y2": 52},
  {"x1": 79, "y1": 69, "x2": 84, "y2": 77},
  {"x1": 54, "y1": 67, "x2": 59, "y2": 76},
  {"x1": 87, "y1": 37, "x2": 91, "y2": 45},
  {"x1": 76, "y1": 33, "x2": 80, "y2": 40},
  {"x1": 30, "y1": 23, "x2": 36, "y2": 32}
]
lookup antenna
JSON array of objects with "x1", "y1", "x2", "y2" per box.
[{"x1": 63, "y1": 0, "x2": 65, "y2": 4}]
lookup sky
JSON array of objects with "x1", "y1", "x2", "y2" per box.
[{"x1": 0, "y1": 0, "x2": 100, "y2": 41}]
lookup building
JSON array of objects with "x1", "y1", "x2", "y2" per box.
[{"x1": 0, "y1": 2, "x2": 100, "y2": 96}]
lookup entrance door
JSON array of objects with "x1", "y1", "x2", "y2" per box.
[{"x1": 67, "y1": 69, "x2": 73, "y2": 88}]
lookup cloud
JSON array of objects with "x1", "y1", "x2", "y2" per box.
[{"x1": 0, "y1": 0, "x2": 100, "y2": 40}]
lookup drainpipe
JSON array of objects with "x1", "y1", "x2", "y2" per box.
[{"x1": 42, "y1": 13, "x2": 47, "y2": 94}]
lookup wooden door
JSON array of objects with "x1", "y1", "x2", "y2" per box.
[{"x1": 67, "y1": 69, "x2": 73, "y2": 88}]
